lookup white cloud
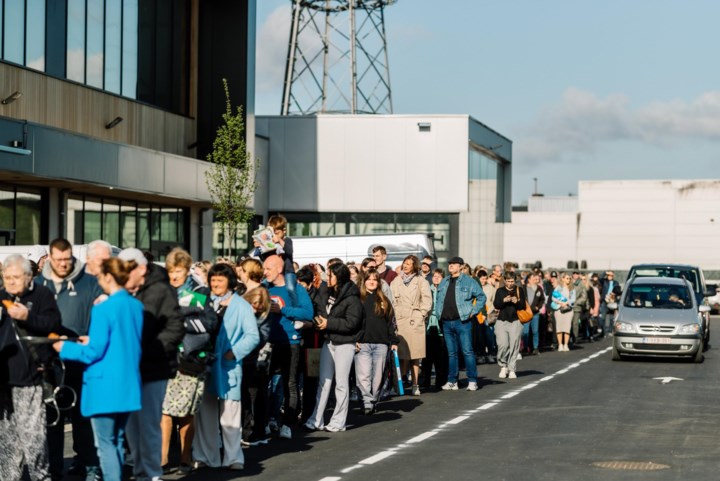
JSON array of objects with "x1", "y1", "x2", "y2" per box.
[{"x1": 514, "y1": 88, "x2": 720, "y2": 166}]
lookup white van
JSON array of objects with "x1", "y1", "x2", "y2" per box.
[{"x1": 292, "y1": 233, "x2": 435, "y2": 269}]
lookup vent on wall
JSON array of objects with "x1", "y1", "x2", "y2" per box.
[{"x1": 417, "y1": 122, "x2": 431, "y2": 132}]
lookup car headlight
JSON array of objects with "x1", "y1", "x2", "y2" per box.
[
  {"x1": 678, "y1": 323, "x2": 700, "y2": 335},
  {"x1": 614, "y1": 321, "x2": 635, "y2": 333}
]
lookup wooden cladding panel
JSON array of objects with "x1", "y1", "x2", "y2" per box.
[{"x1": 0, "y1": 63, "x2": 196, "y2": 158}]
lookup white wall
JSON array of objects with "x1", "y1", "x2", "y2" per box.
[
  {"x1": 460, "y1": 179, "x2": 504, "y2": 266},
  {"x1": 257, "y1": 115, "x2": 470, "y2": 213},
  {"x1": 504, "y1": 179, "x2": 720, "y2": 271}
]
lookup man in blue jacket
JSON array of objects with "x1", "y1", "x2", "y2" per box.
[
  {"x1": 434, "y1": 256, "x2": 486, "y2": 392},
  {"x1": 37, "y1": 238, "x2": 104, "y2": 481},
  {"x1": 263, "y1": 255, "x2": 313, "y2": 440}
]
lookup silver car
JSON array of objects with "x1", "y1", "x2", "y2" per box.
[{"x1": 612, "y1": 277, "x2": 710, "y2": 362}]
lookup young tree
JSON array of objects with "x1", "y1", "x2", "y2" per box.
[{"x1": 205, "y1": 79, "x2": 258, "y2": 256}]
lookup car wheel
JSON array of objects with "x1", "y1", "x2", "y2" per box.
[
  {"x1": 612, "y1": 345, "x2": 623, "y2": 361},
  {"x1": 694, "y1": 345, "x2": 704, "y2": 363}
]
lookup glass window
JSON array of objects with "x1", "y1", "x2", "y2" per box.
[
  {"x1": 0, "y1": 189, "x2": 14, "y2": 231},
  {"x1": 83, "y1": 198, "x2": 102, "y2": 244},
  {"x1": 67, "y1": 0, "x2": 86, "y2": 83},
  {"x1": 102, "y1": 199, "x2": 120, "y2": 246},
  {"x1": 86, "y1": 0, "x2": 104, "y2": 88},
  {"x1": 67, "y1": 196, "x2": 84, "y2": 245},
  {"x1": 26, "y1": 0, "x2": 46, "y2": 71},
  {"x1": 104, "y1": 0, "x2": 122, "y2": 94},
  {"x1": 122, "y1": 0, "x2": 139, "y2": 98},
  {"x1": 137, "y1": 204, "x2": 150, "y2": 250},
  {"x1": 160, "y1": 208, "x2": 178, "y2": 243},
  {"x1": 4, "y1": 1, "x2": 24, "y2": 64},
  {"x1": 120, "y1": 203, "x2": 137, "y2": 248},
  {"x1": 15, "y1": 192, "x2": 41, "y2": 244},
  {"x1": 150, "y1": 208, "x2": 161, "y2": 242}
]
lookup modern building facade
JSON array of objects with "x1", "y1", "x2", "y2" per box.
[
  {"x1": 0, "y1": 0, "x2": 256, "y2": 260},
  {"x1": 255, "y1": 114, "x2": 512, "y2": 265},
  {"x1": 504, "y1": 179, "x2": 720, "y2": 271}
]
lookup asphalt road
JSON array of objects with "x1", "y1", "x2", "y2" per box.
[{"x1": 64, "y1": 318, "x2": 720, "y2": 481}]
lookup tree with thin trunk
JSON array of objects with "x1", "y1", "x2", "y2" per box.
[{"x1": 205, "y1": 79, "x2": 258, "y2": 256}]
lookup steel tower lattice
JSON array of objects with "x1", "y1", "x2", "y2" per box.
[{"x1": 281, "y1": 0, "x2": 395, "y2": 115}]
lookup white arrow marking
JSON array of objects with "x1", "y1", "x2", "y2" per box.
[{"x1": 653, "y1": 377, "x2": 684, "y2": 384}]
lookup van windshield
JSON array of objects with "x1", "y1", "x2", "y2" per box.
[{"x1": 631, "y1": 268, "x2": 699, "y2": 294}]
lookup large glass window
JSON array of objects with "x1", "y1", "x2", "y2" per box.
[
  {"x1": 85, "y1": 0, "x2": 104, "y2": 88},
  {"x1": 0, "y1": 186, "x2": 44, "y2": 245},
  {"x1": 4, "y1": 1, "x2": 25, "y2": 64},
  {"x1": 104, "y1": 0, "x2": 122, "y2": 94},
  {"x1": 68, "y1": 195, "x2": 186, "y2": 261},
  {"x1": 66, "y1": 0, "x2": 86, "y2": 83},
  {"x1": 122, "y1": 0, "x2": 139, "y2": 98},
  {"x1": 26, "y1": 0, "x2": 46, "y2": 71}
]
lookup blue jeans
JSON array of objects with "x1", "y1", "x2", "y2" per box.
[
  {"x1": 442, "y1": 320, "x2": 477, "y2": 383},
  {"x1": 126, "y1": 380, "x2": 168, "y2": 481},
  {"x1": 90, "y1": 413, "x2": 130, "y2": 481},
  {"x1": 521, "y1": 313, "x2": 540, "y2": 350}
]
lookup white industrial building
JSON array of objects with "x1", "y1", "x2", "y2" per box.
[
  {"x1": 504, "y1": 179, "x2": 720, "y2": 271},
  {"x1": 255, "y1": 114, "x2": 512, "y2": 265}
]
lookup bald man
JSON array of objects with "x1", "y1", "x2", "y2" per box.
[{"x1": 262, "y1": 255, "x2": 313, "y2": 440}]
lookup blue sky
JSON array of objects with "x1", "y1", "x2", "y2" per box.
[{"x1": 255, "y1": 0, "x2": 720, "y2": 204}]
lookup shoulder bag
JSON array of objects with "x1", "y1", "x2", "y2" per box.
[{"x1": 515, "y1": 287, "x2": 533, "y2": 324}]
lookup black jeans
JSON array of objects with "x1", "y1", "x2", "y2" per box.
[
  {"x1": 270, "y1": 344, "x2": 301, "y2": 427},
  {"x1": 47, "y1": 361, "x2": 99, "y2": 480},
  {"x1": 241, "y1": 361, "x2": 269, "y2": 440},
  {"x1": 421, "y1": 327, "x2": 448, "y2": 388}
]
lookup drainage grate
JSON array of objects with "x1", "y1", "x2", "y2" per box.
[{"x1": 592, "y1": 461, "x2": 670, "y2": 471}]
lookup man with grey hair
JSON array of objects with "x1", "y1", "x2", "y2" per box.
[
  {"x1": 120, "y1": 248, "x2": 184, "y2": 481},
  {"x1": 85, "y1": 239, "x2": 112, "y2": 276}
]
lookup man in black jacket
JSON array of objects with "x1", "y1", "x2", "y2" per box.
[{"x1": 120, "y1": 248, "x2": 184, "y2": 481}]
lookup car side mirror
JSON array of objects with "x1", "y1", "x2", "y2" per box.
[
  {"x1": 704, "y1": 284, "x2": 717, "y2": 297},
  {"x1": 699, "y1": 305, "x2": 711, "y2": 313},
  {"x1": 607, "y1": 302, "x2": 618, "y2": 310}
]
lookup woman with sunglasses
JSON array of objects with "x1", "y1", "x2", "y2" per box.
[{"x1": 552, "y1": 274, "x2": 575, "y2": 351}]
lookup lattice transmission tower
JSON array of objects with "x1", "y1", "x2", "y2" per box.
[{"x1": 281, "y1": 0, "x2": 395, "y2": 115}]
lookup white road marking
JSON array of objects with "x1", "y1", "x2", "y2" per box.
[
  {"x1": 448, "y1": 415, "x2": 469, "y2": 424},
  {"x1": 407, "y1": 431, "x2": 437, "y2": 443},
  {"x1": 317, "y1": 345, "x2": 611, "y2": 481},
  {"x1": 359, "y1": 451, "x2": 396, "y2": 465}
]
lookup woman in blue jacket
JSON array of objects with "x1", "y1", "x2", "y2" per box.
[
  {"x1": 53, "y1": 257, "x2": 143, "y2": 481},
  {"x1": 192, "y1": 264, "x2": 259, "y2": 470}
]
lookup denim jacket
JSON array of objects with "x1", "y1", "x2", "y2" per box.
[{"x1": 434, "y1": 274, "x2": 486, "y2": 321}]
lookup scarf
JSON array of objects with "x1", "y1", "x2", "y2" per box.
[{"x1": 401, "y1": 272, "x2": 416, "y2": 286}]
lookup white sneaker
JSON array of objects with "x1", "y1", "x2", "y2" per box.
[
  {"x1": 441, "y1": 382, "x2": 458, "y2": 391},
  {"x1": 517, "y1": 353, "x2": 522, "y2": 360},
  {"x1": 508, "y1": 371, "x2": 517, "y2": 379},
  {"x1": 279, "y1": 425, "x2": 292, "y2": 439},
  {"x1": 499, "y1": 367, "x2": 508, "y2": 379},
  {"x1": 466, "y1": 381, "x2": 479, "y2": 391}
]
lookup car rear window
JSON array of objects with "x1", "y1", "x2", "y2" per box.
[{"x1": 624, "y1": 284, "x2": 693, "y2": 309}]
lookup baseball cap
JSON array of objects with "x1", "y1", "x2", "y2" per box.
[
  {"x1": 550, "y1": 270, "x2": 558, "y2": 278},
  {"x1": 448, "y1": 256, "x2": 464, "y2": 265},
  {"x1": 118, "y1": 248, "x2": 148, "y2": 266},
  {"x1": 28, "y1": 245, "x2": 48, "y2": 264}
]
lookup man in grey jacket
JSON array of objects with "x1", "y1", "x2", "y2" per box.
[{"x1": 571, "y1": 273, "x2": 588, "y2": 345}]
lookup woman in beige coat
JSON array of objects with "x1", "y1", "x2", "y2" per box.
[{"x1": 391, "y1": 255, "x2": 432, "y2": 396}]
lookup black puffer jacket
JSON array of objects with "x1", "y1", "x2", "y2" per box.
[
  {"x1": 134, "y1": 263, "x2": 184, "y2": 382},
  {"x1": 324, "y1": 282, "x2": 363, "y2": 345}
]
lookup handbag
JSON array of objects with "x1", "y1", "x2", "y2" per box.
[
  {"x1": 560, "y1": 306, "x2": 573, "y2": 314},
  {"x1": 515, "y1": 287, "x2": 533, "y2": 324}
]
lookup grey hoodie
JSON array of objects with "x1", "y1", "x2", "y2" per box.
[{"x1": 35, "y1": 257, "x2": 103, "y2": 336}]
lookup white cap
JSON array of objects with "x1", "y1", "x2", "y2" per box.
[
  {"x1": 118, "y1": 248, "x2": 148, "y2": 266},
  {"x1": 28, "y1": 245, "x2": 48, "y2": 264}
]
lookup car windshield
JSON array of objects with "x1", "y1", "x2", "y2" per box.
[
  {"x1": 624, "y1": 284, "x2": 693, "y2": 309},
  {"x1": 631, "y1": 268, "x2": 699, "y2": 294}
]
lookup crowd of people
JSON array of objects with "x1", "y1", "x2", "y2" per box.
[{"x1": 0, "y1": 214, "x2": 624, "y2": 481}]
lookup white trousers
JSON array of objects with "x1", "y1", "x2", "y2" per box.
[
  {"x1": 306, "y1": 341, "x2": 356, "y2": 431},
  {"x1": 193, "y1": 390, "x2": 243, "y2": 467}
]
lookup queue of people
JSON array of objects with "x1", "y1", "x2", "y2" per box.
[{"x1": 0, "y1": 221, "x2": 622, "y2": 481}]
